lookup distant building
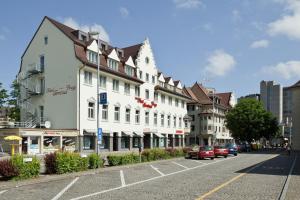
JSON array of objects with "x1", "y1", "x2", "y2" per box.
[
  {"x1": 238, "y1": 93, "x2": 260, "y2": 102},
  {"x1": 289, "y1": 81, "x2": 300, "y2": 150},
  {"x1": 260, "y1": 81, "x2": 283, "y2": 124},
  {"x1": 283, "y1": 87, "x2": 293, "y2": 138}
]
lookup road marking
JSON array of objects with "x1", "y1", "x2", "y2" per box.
[
  {"x1": 51, "y1": 177, "x2": 79, "y2": 200},
  {"x1": 278, "y1": 155, "x2": 297, "y2": 200},
  {"x1": 0, "y1": 190, "x2": 7, "y2": 195},
  {"x1": 172, "y1": 161, "x2": 188, "y2": 169},
  {"x1": 120, "y1": 170, "x2": 126, "y2": 187},
  {"x1": 190, "y1": 159, "x2": 207, "y2": 165},
  {"x1": 70, "y1": 155, "x2": 239, "y2": 200},
  {"x1": 196, "y1": 155, "x2": 278, "y2": 200},
  {"x1": 150, "y1": 165, "x2": 165, "y2": 176}
]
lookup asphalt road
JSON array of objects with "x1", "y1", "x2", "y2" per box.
[{"x1": 0, "y1": 151, "x2": 298, "y2": 200}]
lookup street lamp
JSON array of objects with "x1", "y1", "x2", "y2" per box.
[{"x1": 89, "y1": 31, "x2": 100, "y2": 155}]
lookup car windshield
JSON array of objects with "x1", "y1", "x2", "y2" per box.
[{"x1": 200, "y1": 146, "x2": 213, "y2": 151}]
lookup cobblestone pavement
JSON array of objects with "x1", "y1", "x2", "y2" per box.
[{"x1": 0, "y1": 151, "x2": 298, "y2": 200}]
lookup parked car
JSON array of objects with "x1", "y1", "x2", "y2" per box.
[
  {"x1": 214, "y1": 145, "x2": 229, "y2": 158},
  {"x1": 187, "y1": 146, "x2": 215, "y2": 160},
  {"x1": 226, "y1": 143, "x2": 238, "y2": 156},
  {"x1": 239, "y1": 142, "x2": 251, "y2": 152}
]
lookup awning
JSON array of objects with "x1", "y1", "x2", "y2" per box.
[
  {"x1": 153, "y1": 132, "x2": 164, "y2": 138},
  {"x1": 133, "y1": 132, "x2": 143, "y2": 137},
  {"x1": 122, "y1": 131, "x2": 132, "y2": 137}
]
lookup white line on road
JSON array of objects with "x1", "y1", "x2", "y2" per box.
[
  {"x1": 120, "y1": 170, "x2": 126, "y2": 187},
  {"x1": 150, "y1": 165, "x2": 165, "y2": 176},
  {"x1": 279, "y1": 155, "x2": 298, "y2": 200},
  {"x1": 172, "y1": 161, "x2": 188, "y2": 169},
  {"x1": 70, "y1": 156, "x2": 240, "y2": 200},
  {"x1": 190, "y1": 159, "x2": 207, "y2": 165},
  {"x1": 51, "y1": 177, "x2": 79, "y2": 200},
  {"x1": 0, "y1": 190, "x2": 7, "y2": 195}
]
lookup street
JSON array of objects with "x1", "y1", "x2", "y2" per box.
[{"x1": 0, "y1": 151, "x2": 298, "y2": 200}]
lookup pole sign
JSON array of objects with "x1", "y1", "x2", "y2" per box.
[
  {"x1": 99, "y1": 92, "x2": 107, "y2": 104},
  {"x1": 98, "y1": 128, "x2": 102, "y2": 144}
]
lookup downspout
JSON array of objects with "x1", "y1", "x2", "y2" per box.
[{"x1": 78, "y1": 64, "x2": 85, "y2": 152}]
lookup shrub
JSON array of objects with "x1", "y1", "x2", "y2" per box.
[
  {"x1": 183, "y1": 147, "x2": 192, "y2": 154},
  {"x1": 55, "y1": 152, "x2": 87, "y2": 174},
  {"x1": 44, "y1": 153, "x2": 57, "y2": 174},
  {"x1": 107, "y1": 155, "x2": 122, "y2": 166},
  {"x1": 0, "y1": 159, "x2": 18, "y2": 178},
  {"x1": 11, "y1": 155, "x2": 40, "y2": 180},
  {"x1": 88, "y1": 153, "x2": 101, "y2": 169}
]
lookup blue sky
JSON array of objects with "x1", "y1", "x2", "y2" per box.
[{"x1": 0, "y1": 0, "x2": 300, "y2": 97}]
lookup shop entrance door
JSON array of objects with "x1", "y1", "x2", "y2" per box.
[
  {"x1": 22, "y1": 137, "x2": 28, "y2": 154},
  {"x1": 113, "y1": 133, "x2": 118, "y2": 151}
]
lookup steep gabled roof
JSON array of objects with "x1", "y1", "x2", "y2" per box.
[
  {"x1": 216, "y1": 92, "x2": 232, "y2": 108},
  {"x1": 190, "y1": 82, "x2": 212, "y2": 104},
  {"x1": 122, "y1": 43, "x2": 142, "y2": 60}
]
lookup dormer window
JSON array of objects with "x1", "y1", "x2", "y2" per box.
[
  {"x1": 108, "y1": 58, "x2": 118, "y2": 71},
  {"x1": 125, "y1": 65, "x2": 134, "y2": 76},
  {"x1": 101, "y1": 44, "x2": 106, "y2": 51},
  {"x1": 159, "y1": 81, "x2": 164, "y2": 87},
  {"x1": 88, "y1": 51, "x2": 98, "y2": 64},
  {"x1": 145, "y1": 57, "x2": 149, "y2": 64}
]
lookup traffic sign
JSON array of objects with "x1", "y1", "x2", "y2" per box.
[{"x1": 99, "y1": 92, "x2": 107, "y2": 104}]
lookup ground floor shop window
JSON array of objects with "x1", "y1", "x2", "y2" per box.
[
  {"x1": 29, "y1": 136, "x2": 40, "y2": 154},
  {"x1": 100, "y1": 135, "x2": 109, "y2": 149},
  {"x1": 121, "y1": 136, "x2": 129, "y2": 149},
  {"x1": 153, "y1": 137, "x2": 159, "y2": 148},
  {"x1": 44, "y1": 136, "x2": 60, "y2": 152},
  {"x1": 133, "y1": 137, "x2": 140, "y2": 148},
  {"x1": 175, "y1": 135, "x2": 180, "y2": 147},
  {"x1": 159, "y1": 137, "x2": 165, "y2": 147},
  {"x1": 83, "y1": 135, "x2": 95, "y2": 150},
  {"x1": 62, "y1": 137, "x2": 76, "y2": 152}
]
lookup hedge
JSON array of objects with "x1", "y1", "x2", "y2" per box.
[{"x1": 10, "y1": 155, "x2": 40, "y2": 180}]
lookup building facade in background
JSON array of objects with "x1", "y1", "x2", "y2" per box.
[
  {"x1": 0, "y1": 16, "x2": 192, "y2": 155},
  {"x1": 184, "y1": 83, "x2": 236, "y2": 146},
  {"x1": 288, "y1": 81, "x2": 300, "y2": 150},
  {"x1": 237, "y1": 93, "x2": 260, "y2": 102}
]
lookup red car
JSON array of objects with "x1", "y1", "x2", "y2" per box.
[
  {"x1": 214, "y1": 146, "x2": 229, "y2": 158},
  {"x1": 187, "y1": 146, "x2": 215, "y2": 160}
]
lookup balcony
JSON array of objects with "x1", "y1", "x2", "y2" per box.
[
  {"x1": 27, "y1": 84, "x2": 43, "y2": 96},
  {"x1": 27, "y1": 63, "x2": 44, "y2": 76}
]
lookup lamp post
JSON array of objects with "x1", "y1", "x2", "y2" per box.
[{"x1": 89, "y1": 31, "x2": 100, "y2": 155}]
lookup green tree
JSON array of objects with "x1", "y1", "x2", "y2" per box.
[
  {"x1": 0, "y1": 82, "x2": 8, "y2": 108},
  {"x1": 225, "y1": 98, "x2": 279, "y2": 142},
  {"x1": 8, "y1": 80, "x2": 20, "y2": 121}
]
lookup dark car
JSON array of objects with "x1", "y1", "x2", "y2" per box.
[
  {"x1": 214, "y1": 145, "x2": 229, "y2": 158},
  {"x1": 226, "y1": 143, "x2": 238, "y2": 156},
  {"x1": 187, "y1": 146, "x2": 215, "y2": 160}
]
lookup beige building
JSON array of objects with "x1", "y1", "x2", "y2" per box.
[{"x1": 290, "y1": 81, "x2": 300, "y2": 151}]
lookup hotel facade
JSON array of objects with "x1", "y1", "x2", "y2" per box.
[{"x1": 0, "y1": 16, "x2": 192, "y2": 155}]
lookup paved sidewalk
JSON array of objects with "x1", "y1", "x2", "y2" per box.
[{"x1": 285, "y1": 151, "x2": 300, "y2": 200}]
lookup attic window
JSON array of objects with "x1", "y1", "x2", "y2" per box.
[
  {"x1": 145, "y1": 57, "x2": 149, "y2": 64},
  {"x1": 81, "y1": 35, "x2": 87, "y2": 41},
  {"x1": 101, "y1": 44, "x2": 106, "y2": 51},
  {"x1": 118, "y1": 51, "x2": 123, "y2": 57},
  {"x1": 44, "y1": 36, "x2": 48, "y2": 45}
]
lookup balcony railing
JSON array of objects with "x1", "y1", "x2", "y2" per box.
[{"x1": 27, "y1": 63, "x2": 44, "y2": 76}]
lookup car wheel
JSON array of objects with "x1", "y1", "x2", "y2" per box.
[
  {"x1": 234, "y1": 153, "x2": 237, "y2": 156},
  {"x1": 224, "y1": 155, "x2": 227, "y2": 158},
  {"x1": 211, "y1": 157, "x2": 214, "y2": 160}
]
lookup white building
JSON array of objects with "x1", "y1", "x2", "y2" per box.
[
  {"x1": 7, "y1": 16, "x2": 191, "y2": 154},
  {"x1": 184, "y1": 83, "x2": 235, "y2": 146}
]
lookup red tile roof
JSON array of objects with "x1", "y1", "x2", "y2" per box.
[{"x1": 216, "y1": 92, "x2": 232, "y2": 108}]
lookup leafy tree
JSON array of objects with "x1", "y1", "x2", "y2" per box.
[
  {"x1": 0, "y1": 82, "x2": 8, "y2": 108},
  {"x1": 8, "y1": 80, "x2": 20, "y2": 121},
  {"x1": 225, "y1": 98, "x2": 279, "y2": 142}
]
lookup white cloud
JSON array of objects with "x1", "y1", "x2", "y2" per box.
[
  {"x1": 262, "y1": 60, "x2": 300, "y2": 79},
  {"x1": 232, "y1": 9, "x2": 242, "y2": 23},
  {"x1": 250, "y1": 39, "x2": 270, "y2": 48},
  {"x1": 0, "y1": 34, "x2": 5, "y2": 41},
  {"x1": 173, "y1": 0, "x2": 203, "y2": 9},
  {"x1": 120, "y1": 7, "x2": 129, "y2": 18},
  {"x1": 268, "y1": 0, "x2": 300, "y2": 40},
  {"x1": 63, "y1": 17, "x2": 110, "y2": 42},
  {"x1": 204, "y1": 50, "x2": 236, "y2": 77}
]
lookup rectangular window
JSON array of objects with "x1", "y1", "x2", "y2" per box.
[
  {"x1": 124, "y1": 83, "x2": 130, "y2": 95},
  {"x1": 114, "y1": 106, "x2": 120, "y2": 121},
  {"x1": 139, "y1": 71, "x2": 143, "y2": 79},
  {"x1": 154, "y1": 113, "x2": 158, "y2": 126},
  {"x1": 161, "y1": 114, "x2": 164, "y2": 127},
  {"x1": 175, "y1": 99, "x2": 179, "y2": 107},
  {"x1": 145, "y1": 111, "x2": 149, "y2": 125},
  {"x1": 113, "y1": 79, "x2": 119, "y2": 91},
  {"x1": 181, "y1": 100, "x2": 184, "y2": 108},
  {"x1": 135, "y1": 110, "x2": 140, "y2": 124},
  {"x1": 152, "y1": 76, "x2": 155, "y2": 84},
  {"x1": 88, "y1": 102, "x2": 95, "y2": 119},
  {"x1": 167, "y1": 115, "x2": 171, "y2": 127},
  {"x1": 99, "y1": 75, "x2": 106, "y2": 88},
  {"x1": 125, "y1": 65, "x2": 134, "y2": 76},
  {"x1": 179, "y1": 117, "x2": 182, "y2": 128},
  {"x1": 125, "y1": 108, "x2": 130, "y2": 123},
  {"x1": 40, "y1": 78, "x2": 45, "y2": 94},
  {"x1": 146, "y1": 73, "x2": 149, "y2": 82},
  {"x1": 191, "y1": 125, "x2": 195, "y2": 131},
  {"x1": 108, "y1": 59, "x2": 118, "y2": 71},
  {"x1": 154, "y1": 92, "x2": 158, "y2": 101},
  {"x1": 39, "y1": 105, "x2": 44, "y2": 120},
  {"x1": 191, "y1": 115, "x2": 195, "y2": 121},
  {"x1": 161, "y1": 94, "x2": 165, "y2": 104},
  {"x1": 173, "y1": 116, "x2": 176, "y2": 127},
  {"x1": 135, "y1": 86, "x2": 140, "y2": 97},
  {"x1": 145, "y1": 89, "x2": 150, "y2": 99},
  {"x1": 208, "y1": 125, "x2": 211, "y2": 130},
  {"x1": 40, "y1": 55, "x2": 45, "y2": 71},
  {"x1": 102, "y1": 105, "x2": 108, "y2": 120},
  {"x1": 84, "y1": 71, "x2": 92, "y2": 85},
  {"x1": 168, "y1": 97, "x2": 172, "y2": 105},
  {"x1": 88, "y1": 51, "x2": 98, "y2": 64},
  {"x1": 44, "y1": 36, "x2": 48, "y2": 45}
]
